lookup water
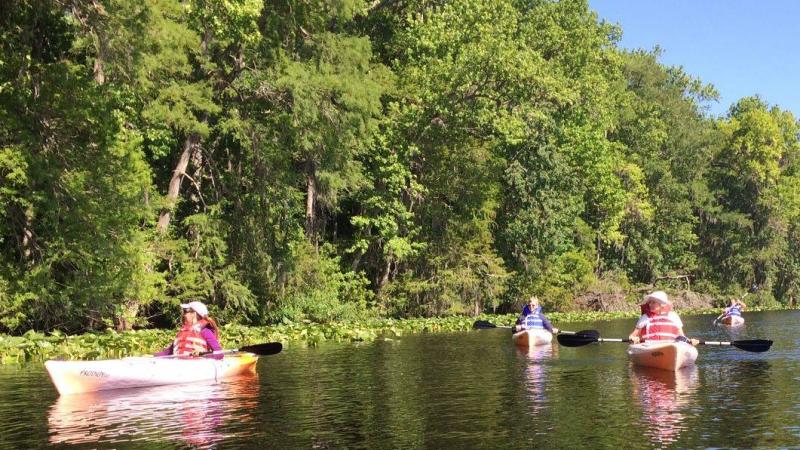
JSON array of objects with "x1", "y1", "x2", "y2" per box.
[{"x1": 1, "y1": 310, "x2": 799, "y2": 449}]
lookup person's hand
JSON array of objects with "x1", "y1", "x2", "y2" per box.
[
  {"x1": 628, "y1": 335, "x2": 640, "y2": 344},
  {"x1": 552, "y1": 328, "x2": 560, "y2": 334},
  {"x1": 690, "y1": 338, "x2": 699, "y2": 346}
]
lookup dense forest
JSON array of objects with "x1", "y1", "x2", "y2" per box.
[{"x1": 1, "y1": 0, "x2": 799, "y2": 334}]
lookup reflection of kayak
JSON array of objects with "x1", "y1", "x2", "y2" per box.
[
  {"x1": 720, "y1": 315, "x2": 744, "y2": 326},
  {"x1": 45, "y1": 354, "x2": 258, "y2": 395},
  {"x1": 627, "y1": 342, "x2": 698, "y2": 371},
  {"x1": 49, "y1": 374, "x2": 258, "y2": 446},
  {"x1": 512, "y1": 329, "x2": 553, "y2": 348},
  {"x1": 630, "y1": 364, "x2": 699, "y2": 446}
]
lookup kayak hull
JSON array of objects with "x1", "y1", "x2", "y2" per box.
[
  {"x1": 720, "y1": 315, "x2": 745, "y2": 326},
  {"x1": 512, "y1": 328, "x2": 553, "y2": 348},
  {"x1": 627, "y1": 342, "x2": 698, "y2": 371},
  {"x1": 45, "y1": 353, "x2": 258, "y2": 395}
]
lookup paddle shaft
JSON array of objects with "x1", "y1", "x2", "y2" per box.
[{"x1": 157, "y1": 342, "x2": 282, "y2": 358}]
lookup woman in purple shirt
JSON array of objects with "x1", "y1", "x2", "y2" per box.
[{"x1": 156, "y1": 301, "x2": 224, "y2": 359}]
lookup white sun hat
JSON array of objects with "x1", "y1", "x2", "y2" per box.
[
  {"x1": 640, "y1": 290, "x2": 671, "y2": 306},
  {"x1": 180, "y1": 301, "x2": 209, "y2": 318}
]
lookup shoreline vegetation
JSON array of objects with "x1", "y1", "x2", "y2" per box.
[{"x1": 2, "y1": 294, "x2": 793, "y2": 365}]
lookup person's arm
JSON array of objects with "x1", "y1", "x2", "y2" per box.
[
  {"x1": 628, "y1": 327, "x2": 642, "y2": 343},
  {"x1": 201, "y1": 328, "x2": 224, "y2": 359},
  {"x1": 628, "y1": 315, "x2": 647, "y2": 343},
  {"x1": 672, "y1": 313, "x2": 698, "y2": 345},
  {"x1": 540, "y1": 315, "x2": 558, "y2": 334}
]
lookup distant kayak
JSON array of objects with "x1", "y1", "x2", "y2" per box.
[
  {"x1": 627, "y1": 341, "x2": 698, "y2": 371},
  {"x1": 45, "y1": 353, "x2": 258, "y2": 395},
  {"x1": 512, "y1": 328, "x2": 553, "y2": 348},
  {"x1": 720, "y1": 315, "x2": 745, "y2": 326}
]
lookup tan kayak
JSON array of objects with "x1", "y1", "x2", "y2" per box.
[
  {"x1": 512, "y1": 328, "x2": 553, "y2": 348},
  {"x1": 627, "y1": 341, "x2": 698, "y2": 371},
  {"x1": 720, "y1": 315, "x2": 744, "y2": 326}
]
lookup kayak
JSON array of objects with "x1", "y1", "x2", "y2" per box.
[
  {"x1": 626, "y1": 341, "x2": 698, "y2": 371},
  {"x1": 45, "y1": 353, "x2": 258, "y2": 395},
  {"x1": 720, "y1": 315, "x2": 745, "y2": 326},
  {"x1": 512, "y1": 328, "x2": 553, "y2": 348}
]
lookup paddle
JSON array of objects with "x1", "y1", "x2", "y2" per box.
[
  {"x1": 713, "y1": 284, "x2": 758, "y2": 325},
  {"x1": 557, "y1": 333, "x2": 630, "y2": 347},
  {"x1": 694, "y1": 339, "x2": 772, "y2": 352},
  {"x1": 556, "y1": 331, "x2": 773, "y2": 353},
  {"x1": 472, "y1": 320, "x2": 598, "y2": 338},
  {"x1": 157, "y1": 342, "x2": 283, "y2": 358},
  {"x1": 236, "y1": 342, "x2": 283, "y2": 356}
]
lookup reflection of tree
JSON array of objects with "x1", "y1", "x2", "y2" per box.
[
  {"x1": 48, "y1": 374, "x2": 259, "y2": 447},
  {"x1": 630, "y1": 365, "x2": 699, "y2": 447}
]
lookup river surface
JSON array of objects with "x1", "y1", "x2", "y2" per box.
[{"x1": 1, "y1": 310, "x2": 798, "y2": 449}]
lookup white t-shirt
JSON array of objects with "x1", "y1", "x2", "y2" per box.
[{"x1": 635, "y1": 311, "x2": 683, "y2": 329}]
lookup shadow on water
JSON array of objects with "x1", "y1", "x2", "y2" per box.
[{"x1": 48, "y1": 374, "x2": 260, "y2": 448}]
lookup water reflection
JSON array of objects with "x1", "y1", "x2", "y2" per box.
[
  {"x1": 630, "y1": 365, "x2": 699, "y2": 447},
  {"x1": 516, "y1": 344, "x2": 557, "y2": 413},
  {"x1": 48, "y1": 374, "x2": 259, "y2": 448}
]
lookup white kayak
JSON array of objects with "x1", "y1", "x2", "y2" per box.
[
  {"x1": 512, "y1": 328, "x2": 553, "y2": 348},
  {"x1": 720, "y1": 315, "x2": 745, "y2": 326},
  {"x1": 45, "y1": 353, "x2": 258, "y2": 395},
  {"x1": 627, "y1": 341, "x2": 698, "y2": 371}
]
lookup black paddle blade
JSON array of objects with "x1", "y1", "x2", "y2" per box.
[
  {"x1": 732, "y1": 339, "x2": 773, "y2": 353},
  {"x1": 473, "y1": 320, "x2": 497, "y2": 329},
  {"x1": 575, "y1": 330, "x2": 600, "y2": 339},
  {"x1": 557, "y1": 332, "x2": 600, "y2": 347},
  {"x1": 239, "y1": 342, "x2": 283, "y2": 356}
]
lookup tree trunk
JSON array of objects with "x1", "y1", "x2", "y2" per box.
[
  {"x1": 379, "y1": 256, "x2": 392, "y2": 290},
  {"x1": 93, "y1": 44, "x2": 105, "y2": 84},
  {"x1": 305, "y1": 158, "x2": 316, "y2": 244},
  {"x1": 157, "y1": 132, "x2": 200, "y2": 232},
  {"x1": 19, "y1": 205, "x2": 36, "y2": 263}
]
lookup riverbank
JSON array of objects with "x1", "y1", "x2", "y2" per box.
[
  {"x1": 572, "y1": 288, "x2": 720, "y2": 312},
  {"x1": 2, "y1": 296, "x2": 791, "y2": 364}
]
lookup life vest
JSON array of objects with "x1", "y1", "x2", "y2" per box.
[
  {"x1": 520, "y1": 306, "x2": 544, "y2": 330},
  {"x1": 724, "y1": 306, "x2": 742, "y2": 317},
  {"x1": 173, "y1": 320, "x2": 212, "y2": 356},
  {"x1": 641, "y1": 312, "x2": 681, "y2": 342}
]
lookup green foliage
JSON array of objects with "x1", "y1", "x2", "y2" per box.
[
  {"x1": 272, "y1": 240, "x2": 373, "y2": 323},
  {"x1": 163, "y1": 206, "x2": 256, "y2": 323},
  {"x1": 1, "y1": 0, "x2": 799, "y2": 337}
]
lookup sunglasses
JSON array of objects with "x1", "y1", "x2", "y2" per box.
[{"x1": 182, "y1": 308, "x2": 195, "y2": 314}]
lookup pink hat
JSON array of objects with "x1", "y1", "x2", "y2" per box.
[{"x1": 640, "y1": 290, "x2": 671, "y2": 306}]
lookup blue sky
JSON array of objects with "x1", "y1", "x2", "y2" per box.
[{"x1": 589, "y1": 0, "x2": 800, "y2": 118}]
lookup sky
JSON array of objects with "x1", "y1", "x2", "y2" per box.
[{"x1": 589, "y1": 0, "x2": 800, "y2": 118}]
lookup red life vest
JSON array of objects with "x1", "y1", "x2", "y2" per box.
[
  {"x1": 173, "y1": 320, "x2": 212, "y2": 356},
  {"x1": 641, "y1": 309, "x2": 681, "y2": 342}
]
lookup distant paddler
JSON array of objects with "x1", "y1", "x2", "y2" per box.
[{"x1": 714, "y1": 298, "x2": 746, "y2": 326}]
